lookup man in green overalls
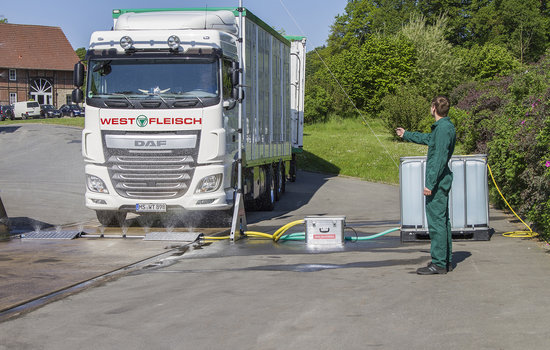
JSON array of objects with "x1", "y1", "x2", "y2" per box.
[{"x1": 396, "y1": 95, "x2": 456, "y2": 275}]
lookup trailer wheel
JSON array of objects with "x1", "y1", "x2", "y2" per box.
[
  {"x1": 258, "y1": 165, "x2": 275, "y2": 211},
  {"x1": 96, "y1": 210, "x2": 127, "y2": 227},
  {"x1": 274, "y1": 163, "x2": 283, "y2": 201},
  {"x1": 280, "y1": 162, "x2": 286, "y2": 194},
  {"x1": 289, "y1": 153, "x2": 297, "y2": 182}
]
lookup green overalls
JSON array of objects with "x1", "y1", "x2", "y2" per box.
[{"x1": 404, "y1": 117, "x2": 456, "y2": 268}]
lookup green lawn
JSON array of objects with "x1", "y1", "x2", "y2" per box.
[
  {"x1": 297, "y1": 118, "x2": 463, "y2": 184},
  {"x1": 0, "y1": 117, "x2": 85, "y2": 128}
]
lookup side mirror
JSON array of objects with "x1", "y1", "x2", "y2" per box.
[
  {"x1": 73, "y1": 62, "x2": 85, "y2": 87},
  {"x1": 223, "y1": 99, "x2": 237, "y2": 110},
  {"x1": 231, "y1": 61, "x2": 239, "y2": 87},
  {"x1": 72, "y1": 88, "x2": 84, "y2": 104}
]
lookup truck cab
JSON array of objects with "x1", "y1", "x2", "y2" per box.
[{"x1": 74, "y1": 8, "x2": 304, "y2": 226}]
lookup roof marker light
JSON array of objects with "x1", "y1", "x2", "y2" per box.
[
  {"x1": 120, "y1": 36, "x2": 134, "y2": 50},
  {"x1": 167, "y1": 35, "x2": 181, "y2": 50}
]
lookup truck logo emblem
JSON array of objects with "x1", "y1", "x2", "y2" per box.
[
  {"x1": 135, "y1": 140, "x2": 167, "y2": 147},
  {"x1": 136, "y1": 115, "x2": 148, "y2": 127}
]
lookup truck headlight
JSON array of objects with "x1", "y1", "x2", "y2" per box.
[
  {"x1": 195, "y1": 174, "x2": 222, "y2": 194},
  {"x1": 87, "y1": 175, "x2": 109, "y2": 194}
]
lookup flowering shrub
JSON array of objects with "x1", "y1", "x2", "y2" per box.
[{"x1": 453, "y1": 54, "x2": 550, "y2": 238}]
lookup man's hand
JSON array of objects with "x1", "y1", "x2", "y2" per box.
[
  {"x1": 423, "y1": 187, "x2": 432, "y2": 196},
  {"x1": 395, "y1": 127, "x2": 405, "y2": 138}
]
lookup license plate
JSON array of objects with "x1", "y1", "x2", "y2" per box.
[{"x1": 136, "y1": 203, "x2": 167, "y2": 212}]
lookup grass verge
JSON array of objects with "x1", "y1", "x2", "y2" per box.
[
  {"x1": 297, "y1": 117, "x2": 463, "y2": 185},
  {"x1": 0, "y1": 117, "x2": 85, "y2": 128}
]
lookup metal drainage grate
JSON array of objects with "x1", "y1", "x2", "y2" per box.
[
  {"x1": 22, "y1": 230, "x2": 81, "y2": 240},
  {"x1": 143, "y1": 232, "x2": 202, "y2": 242}
]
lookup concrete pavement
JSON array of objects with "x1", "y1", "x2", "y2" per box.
[{"x1": 1, "y1": 170, "x2": 549, "y2": 350}]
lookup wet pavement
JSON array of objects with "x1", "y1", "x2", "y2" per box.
[
  {"x1": 2, "y1": 125, "x2": 550, "y2": 349},
  {"x1": 2, "y1": 210, "x2": 547, "y2": 350}
]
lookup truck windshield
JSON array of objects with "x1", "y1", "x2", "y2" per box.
[{"x1": 87, "y1": 58, "x2": 219, "y2": 106}]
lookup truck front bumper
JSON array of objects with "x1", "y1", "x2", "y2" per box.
[{"x1": 85, "y1": 164, "x2": 233, "y2": 212}]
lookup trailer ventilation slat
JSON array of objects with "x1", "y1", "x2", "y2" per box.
[{"x1": 103, "y1": 131, "x2": 199, "y2": 200}]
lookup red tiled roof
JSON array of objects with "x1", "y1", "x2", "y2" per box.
[{"x1": 0, "y1": 23, "x2": 79, "y2": 71}]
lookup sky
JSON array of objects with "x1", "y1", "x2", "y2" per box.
[{"x1": 1, "y1": 0, "x2": 348, "y2": 52}]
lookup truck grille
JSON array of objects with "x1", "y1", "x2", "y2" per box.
[{"x1": 103, "y1": 132, "x2": 199, "y2": 200}]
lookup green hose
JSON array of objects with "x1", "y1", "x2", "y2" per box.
[
  {"x1": 279, "y1": 227, "x2": 400, "y2": 241},
  {"x1": 279, "y1": 232, "x2": 305, "y2": 241},
  {"x1": 345, "y1": 227, "x2": 399, "y2": 241}
]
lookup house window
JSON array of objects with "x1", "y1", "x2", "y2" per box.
[
  {"x1": 66, "y1": 94, "x2": 72, "y2": 105},
  {"x1": 9, "y1": 93, "x2": 17, "y2": 104},
  {"x1": 9, "y1": 69, "x2": 16, "y2": 81}
]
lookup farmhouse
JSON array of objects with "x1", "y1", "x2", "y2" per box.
[{"x1": 0, "y1": 23, "x2": 79, "y2": 107}]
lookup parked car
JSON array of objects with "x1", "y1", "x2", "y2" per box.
[
  {"x1": 13, "y1": 101, "x2": 41, "y2": 119},
  {"x1": 0, "y1": 105, "x2": 14, "y2": 121},
  {"x1": 40, "y1": 104, "x2": 62, "y2": 118},
  {"x1": 59, "y1": 104, "x2": 82, "y2": 117}
]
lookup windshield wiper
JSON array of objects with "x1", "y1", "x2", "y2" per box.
[
  {"x1": 185, "y1": 93, "x2": 204, "y2": 107},
  {"x1": 156, "y1": 94, "x2": 172, "y2": 108},
  {"x1": 110, "y1": 93, "x2": 135, "y2": 108}
]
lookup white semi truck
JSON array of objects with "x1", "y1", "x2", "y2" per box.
[{"x1": 72, "y1": 7, "x2": 306, "y2": 226}]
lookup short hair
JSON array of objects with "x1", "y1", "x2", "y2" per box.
[{"x1": 431, "y1": 95, "x2": 450, "y2": 117}]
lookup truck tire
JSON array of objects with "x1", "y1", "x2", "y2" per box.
[
  {"x1": 274, "y1": 163, "x2": 283, "y2": 201},
  {"x1": 258, "y1": 165, "x2": 275, "y2": 211},
  {"x1": 96, "y1": 210, "x2": 127, "y2": 227},
  {"x1": 289, "y1": 153, "x2": 297, "y2": 182},
  {"x1": 280, "y1": 162, "x2": 286, "y2": 194}
]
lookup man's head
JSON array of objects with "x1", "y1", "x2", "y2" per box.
[{"x1": 431, "y1": 95, "x2": 450, "y2": 118}]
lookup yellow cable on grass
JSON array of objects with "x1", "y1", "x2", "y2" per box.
[{"x1": 487, "y1": 164, "x2": 538, "y2": 238}]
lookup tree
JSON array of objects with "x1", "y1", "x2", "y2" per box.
[
  {"x1": 415, "y1": 0, "x2": 474, "y2": 46},
  {"x1": 328, "y1": 34, "x2": 416, "y2": 113},
  {"x1": 399, "y1": 14, "x2": 463, "y2": 98},
  {"x1": 75, "y1": 47, "x2": 86, "y2": 62},
  {"x1": 468, "y1": 0, "x2": 549, "y2": 63},
  {"x1": 328, "y1": 0, "x2": 417, "y2": 50},
  {"x1": 460, "y1": 43, "x2": 519, "y2": 80},
  {"x1": 0, "y1": 16, "x2": 7, "y2": 23}
]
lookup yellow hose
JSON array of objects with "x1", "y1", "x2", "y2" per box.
[
  {"x1": 245, "y1": 231, "x2": 275, "y2": 239},
  {"x1": 202, "y1": 220, "x2": 305, "y2": 242},
  {"x1": 202, "y1": 235, "x2": 231, "y2": 240},
  {"x1": 487, "y1": 164, "x2": 538, "y2": 238},
  {"x1": 273, "y1": 220, "x2": 305, "y2": 241}
]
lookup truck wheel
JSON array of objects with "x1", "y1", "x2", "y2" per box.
[
  {"x1": 274, "y1": 163, "x2": 283, "y2": 201},
  {"x1": 280, "y1": 163, "x2": 286, "y2": 194},
  {"x1": 259, "y1": 165, "x2": 275, "y2": 211},
  {"x1": 289, "y1": 153, "x2": 297, "y2": 182},
  {"x1": 96, "y1": 210, "x2": 127, "y2": 227}
]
